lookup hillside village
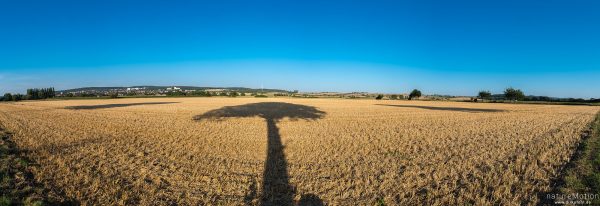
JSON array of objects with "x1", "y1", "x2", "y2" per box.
[{"x1": 55, "y1": 86, "x2": 422, "y2": 99}]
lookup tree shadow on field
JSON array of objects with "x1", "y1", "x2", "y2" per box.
[
  {"x1": 375, "y1": 104, "x2": 505, "y2": 113},
  {"x1": 194, "y1": 102, "x2": 326, "y2": 206},
  {"x1": 0, "y1": 128, "x2": 80, "y2": 205},
  {"x1": 65, "y1": 102, "x2": 178, "y2": 110}
]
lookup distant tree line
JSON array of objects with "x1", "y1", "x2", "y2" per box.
[
  {"x1": 476, "y1": 87, "x2": 598, "y2": 103},
  {"x1": 478, "y1": 90, "x2": 492, "y2": 100},
  {"x1": 165, "y1": 91, "x2": 244, "y2": 97},
  {"x1": 1, "y1": 87, "x2": 55, "y2": 102},
  {"x1": 475, "y1": 87, "x2": 526, "y2": 101},
  {"x1": 374, "y1": 89, "x2": 421, "y2": 100},
  {"x1": 55, "y1": 90, "x2": 252, "y2": 98},
  {"x1": 372, "y1": 87, "x2": 596, "y2": 103},
  {"x1": 523, "y1": 96, "x2": 600, "y2": 103},
  {"x1": 27, "y1": 88, "x2": 56, "y2": 100},
  {"x1": 503, "y1": 87, "x2": 525, "y2": 101},
  {"x1": 273, "y1": 93, "x2": 290, "y2": 97},
  {"x1": 191, "y1": 91, "x2": 213, "y2": 97}
]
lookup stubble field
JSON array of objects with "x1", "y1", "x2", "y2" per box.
[{"x1": 0, "y1": 98, "x2": 597, "y2": 205}]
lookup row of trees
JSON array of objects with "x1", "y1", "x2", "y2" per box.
[
  {"x1": 376, "y1": 88, "x2": 527, "y2": 101},
  {"x1": 503, "y1": 87, "x2": 525, "y2": 100},
  {"x1": 478, "y1": 87, "x2": 525, "y2": 101},
  {"x1": 1, "y1": 87, "x2": 56, "y2": 101},
  {"x1": 166, "y1": 91, "x2": 246, "y2": 97},
  {"x1": 376, "y1": 89, "x2": 422, "y2": 100},
  {"x1": 479, "y1": 88, "x2": 599, "y2": 103},
  {"x1": 27, "y1": 88, "x2": 56, "y2": 100},
  {"x1": 376, "y1": 87, "x2": 527, "y2": 101},
  {"x1": 2, "y1": 93, "x2": 25, "y2": 101}
]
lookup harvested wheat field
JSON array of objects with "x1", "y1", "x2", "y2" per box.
[{"x1": 0, "y1": 98, "x2": 597, "y2": 205}]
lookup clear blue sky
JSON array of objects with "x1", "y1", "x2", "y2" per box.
[{"x1": 1, "y1": 0, "x2": 598, "y2": 98}]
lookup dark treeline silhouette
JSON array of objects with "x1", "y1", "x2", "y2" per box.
[
  {"x1": 166, "y1": 90, "x2": 242, "y2": 97},
  {"x1": 523, "y1": 96, "x2": 600, "y2": 103},
  {"x1": 27, "y1": 88, "x2": 56, "y2": 100},
  {"x1": 1, "y1": 87, "x2": 55, "y2": 102},
  {"x1": 475, "y1": 87, "x2": 598, "y2": 103}
]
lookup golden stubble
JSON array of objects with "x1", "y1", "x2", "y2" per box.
[{"x1": 0, "y1": 98, "x2": 597, "y2": 205}]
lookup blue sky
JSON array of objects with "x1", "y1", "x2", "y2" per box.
[{"x1": 1, "y1": 0, "x2": 599, "y2": 98}]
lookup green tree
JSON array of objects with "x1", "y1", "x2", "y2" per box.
[
  {"x1": 478, "y1": 90, "x2": 492, "y2": 100},
  {"x1": 390, "y1": 95, "x2": 398, "y2": 100},
  {"x1": 167, "y1": 91, "x2": 186, "y2": 96},
  {"x1": 28, "y1": 88, "x2": 38, "y2": 99},
  {"x1": 409, "y1": 89, "x2": 422, "y2": 100},
  {"x1": 25, "y1": 87, "x2": 55, "y2": 100},
  {"x1": 504, "y1": 87, "x2": 525, "y2": 101},
  {"x1": 40, "y1": 88, "x2": 47, "y2": 99},
  {"x1": 375, "y1": 94, "x2": 384, "y2": 100},
  {"x1": 13, "y1": 94, "x2": 23, "y2": 101},
  {"x1": 3, "y1": 93, "x2": 13, "y2": 101}
]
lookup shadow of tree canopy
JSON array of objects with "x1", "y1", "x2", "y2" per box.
[
  {"x1": 194, "y1": 102, "x2": 326, "y2": 206},
  {"x1": 194, "y1": 102, "x2": 326, "y2": 122},
  {"x1": 375, "y1": 104, "x2": 505, "y2": 113},
  {"x1": 65, "y1": 102, "x2": 178, "y2": 110},
  {"x1": 0, "y1": 129, "x2": 80, "y2": 205}
]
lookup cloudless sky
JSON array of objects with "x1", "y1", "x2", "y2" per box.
[{"x1": 1, "y1": 0, "x2": 599, "y2": 98}]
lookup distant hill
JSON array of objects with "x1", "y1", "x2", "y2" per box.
[{"x1": 58, "y1": 86, "x2": 290, "y2": 93}]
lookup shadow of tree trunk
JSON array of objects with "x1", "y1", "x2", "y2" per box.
[
  {"x1": 194, "y1": 102, "x2": 326, "y2": 205},
  {"x1": 261, "y1": 118, "x2": 294, "y2": 206}
]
